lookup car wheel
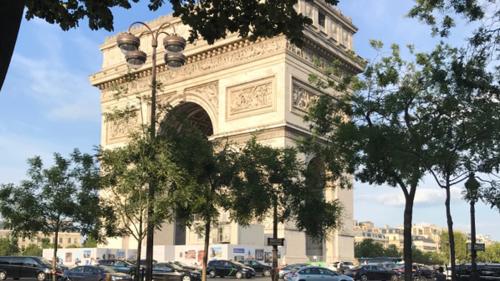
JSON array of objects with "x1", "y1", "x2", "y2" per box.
[
  {"x1": 360, "y1": 275, "x2": 368, "y2": 281},
  {"x1": 182, "y1": 275, "x2": 191, "y2": 281},
  {"x1": 235, "y1": 272, "x2": 243, "y2": 279},
  {"x1": 208, "y1": 271, "x2": 216, "y2": 278},
  {"x1": 0, "y1": 272, "x2": 6, "y2": 280},
  {"x1": 37, "y1": 272, "x2": 46, "y2": 281},
  {"x1": 263, "y1": 270, "x2": 271, "y2": 277}
]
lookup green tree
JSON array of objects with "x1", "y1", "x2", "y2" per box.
[
  {"x1": 22, "y1": 244, "x2": 43, "y2": 256},
  {"x1": 0, "y1": 237, "x2": 19, "y2": 255},
  {"x1": 354, "y1": 239, "x2": 385, "y2": 258},
  {"x1": 0, "y1": 150, "x2": 113, "y2": 281},
  {"x1": 231, "y1": 138, "x2": 342, "y2": 281},
  {"x1": 99, "y1": 131, "x2": 183, "y2": 281},
  {"x1": 304, "y1": 41, "x2": 428, "y2": 281},
  {"x1": 408, "y1": 0, "x2": 489, "y2": 37},
  {"x1": 439, "y1": 231, "x2": 468, "y2": 264},
  {"x1": 82, "y1": 237, "x2": 98, "y2": 248},
  {"x1": 384, "y1": 244, "x2": 401, "y2": 257},
  {"x1": 413, "y1": 44, "x2": 500, "y2": 280},
  {"x1": 305, "y1": 41, "x2": 500, "y2": 281},
  {"x1": 159, "y1": 110, "x2": 240, "y2": 281},
  {"x1": 477, "y1": 242, "x2": 500, "y2": 263}
]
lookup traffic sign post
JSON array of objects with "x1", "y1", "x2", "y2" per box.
[
  {"x1": 467, "y1": 242, "x2": 485, "y2": 252},
  {"x1": 268, "y1": 238, "x2": 285, "y2": 246}
]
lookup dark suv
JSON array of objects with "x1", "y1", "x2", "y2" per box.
[
  {"x1": 0, "y1": 256, "x2": 62, "y2": 281},
  {"x1": 241, "y1": 260, "x2": 271, "y2": 277},
  {"x1": 207, "y1": 260, "x2": 255, "y2": 279}
]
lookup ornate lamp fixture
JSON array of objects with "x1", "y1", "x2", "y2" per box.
[{"x1": 117, "y1": 21, "x2": 186, "y2": 69}]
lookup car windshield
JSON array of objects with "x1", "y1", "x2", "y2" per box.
[
  {"x1": 233, "y1": 261, "x2": 246, "y2": 267},
  {"x1": 343, "y1": 262, "x2": 353, "y2": 265},
  {"x1": 100, "y1": 266, "x2": 117, "y2": 273},
  {"x1": 174, "y1": 261, "x2": 190, "y2": 267},
  {"x1": 167, "y1": 263, "x2": 183, "y2": 271},
  {"x1": 38, "y1": 258, "x2": 52, "y2": 267}
]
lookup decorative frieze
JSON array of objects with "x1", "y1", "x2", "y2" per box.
[
  {"x1": 95, "y1": 36, "x2": 287, "y2": 92},
  {"x1": 227, "y1": 77, "x2": 275, "y2": 120},
  {"x1": 292, "y1": 80, "x2": 319, "y2": 113}
]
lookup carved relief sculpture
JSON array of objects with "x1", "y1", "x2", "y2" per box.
[
  {"x1": 105, "y1": 111, "x2": 141, "y2": 144},
  {"x1": 227, "y1": 77, "x2": 275, "y2": 119},
  {"x1": 292, "y1": 81, "x2": 319, "y2": 113}
]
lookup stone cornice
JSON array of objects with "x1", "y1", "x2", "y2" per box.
[
  {"x1": 91, "y1": 36, "x2": 363, "y2": 94},
  {"x1": 90, "y1": 36, "x2": 287, "y2": 91}
]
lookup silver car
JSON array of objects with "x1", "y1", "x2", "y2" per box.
[
  {"x1": 286, "y1": 266, "x2": 353, "y2": 281},
  {"x1": 279, "y1": 264, "x2": 309, "y2": 279}
]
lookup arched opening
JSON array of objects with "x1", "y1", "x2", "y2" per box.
[
  {"x1": 304, "y1": 157, "x2": 326, "y2": 261},
  {"x1": 167, "y1": 102, "x2": 213, "y2": 136},
  {"x1": 160, "y1": 102, "x2": 214, "y2": 245}
]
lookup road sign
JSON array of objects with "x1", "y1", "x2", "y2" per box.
[
  {"x1": 267, "y1": 238, "x2": 285, "y2": 246},
  {"x1": 467, "y1": 242, "x2": 485, "y2": 252}
]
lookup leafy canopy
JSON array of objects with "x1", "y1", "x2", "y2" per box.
[
  {"x1": 25, "y1": 0, "x2": 339, "y2": 44},
  {"x1": 0, "y1": 149, "x2": 112, "y2": 242},
  {"x1": 231, "y1": 137, "x2": 342, "y2": 239}
]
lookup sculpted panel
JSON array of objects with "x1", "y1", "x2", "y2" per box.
[
  {"x1": 292, "y1": 80, "x2": 319, "y2": 113},
  {"x1": 227, "y1": 77, "x2": 275, "y2": 120},
  {"x1": 105, "y1": 111, "x2": 141, "y2": 144}
]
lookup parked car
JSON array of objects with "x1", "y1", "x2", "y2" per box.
[
  {"x1": 413, "y1": 264, "x2": 434, "y2": 279},
  {"x1": 345, "y1": 264, "x2": 398, "y2": 281},
  {"x1": 97, "y1": 260, "x2": 136, "y2": 275},
  {"x1": 456, "y1": 263, "x2": 500, "y2": 281},
  {"x1": 64, "y1": 265, "x2": 132, "y2": 281},
  {"x1": 152, "y1": 263, "x2": 200, "y2": 281},
  {"x1": 285, "y1": 266, "x2": 353, "y2": 281},
  {"x1": 207, "y1": 260, "x2": 255, "y2": 279},
  {"x1": 335, "y1": 262, "x2": 355, "y2": 273},
  {"x1": 0, "y1": 256, "x2": 63, "y2": 281},
  {"x1": 171, "y1": 261, "x2": 201, "y2": 272},
  {"x1": 279, "y1": 263, "x2": 309, "y2": 279},
  {"x1": 242, "y1": 260, "x2": 272, "y2": 277}
]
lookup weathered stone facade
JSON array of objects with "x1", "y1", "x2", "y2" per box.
[{"x1": 90, "y1": 0, "x2": 363, "y2": 263}]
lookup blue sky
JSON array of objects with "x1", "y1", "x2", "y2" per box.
[{"x1": 0, "y1": 1, "x2": 498, "y2": 240}]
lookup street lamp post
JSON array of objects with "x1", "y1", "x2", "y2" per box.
[{"x1": 116, "y1": 21, "x2": 186, "y2": 281}]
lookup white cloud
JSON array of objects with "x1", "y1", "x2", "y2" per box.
[
  {"x1": 358, "y1": 186, "x2": 463, "y2": 207},
  {"x1": 6, "y1": 19, "x2": 101, "y2": 122}
]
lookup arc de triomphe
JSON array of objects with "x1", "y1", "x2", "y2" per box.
[{"x1": 90, "y1": 0, "x2": 363, "y2": 264}]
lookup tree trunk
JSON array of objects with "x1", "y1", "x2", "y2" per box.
[
  {"x1": 0, "y1": 0, "x2": 24, "y2": 91},
  {"x1": 272, "y1": 198, "x2": 278, "y2": 281},
  {"x1": 52, "y1": 230, "x2": 59, "y2": 281},
  {"x1": 202, "y1": 220, "x2": 211, "y2": 281},
  {"x1": 470, "y1": 200, "x2": 479, "y2": 281},
  {"x1": 136, "y1": 236, "x2": 142, "y2": 281},
  {"x1": 402, "y1": 187, "x2": 416, "y2": 281},
  {"x1": 445, "y1": 185, "x2": 457, "y2": 281}
]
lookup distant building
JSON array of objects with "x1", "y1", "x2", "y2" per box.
[
  {"x1": 413, "y1": 235, "x2": 439, "y2": 252},
  {"x1": 0, "y1": 229, "x2": 82, "y2": 250},
  {"x1": 381, "y1": 225, "x2": 404, "y2": 251},
  {"x1": 353, "y1": 221, "x2": 389, "y2": 247},
  {"x1": 352, "y1": 221, "x2": 491, "y2": 254}
]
